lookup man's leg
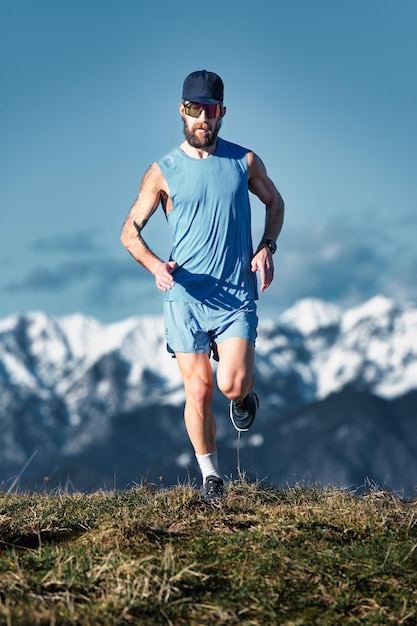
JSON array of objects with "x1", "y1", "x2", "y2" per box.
[
  {"x1": 216, "y1": 338, "x2": 255, "y2": 401},
  {"x1": 164, "y1": 303, "x2": 223, "y2": 500},
  {"x1": 175, "y1": 352, "x2": 223, "y2": 500},
  {"x1": 217, "y1": 338, "x2": 258, "y2": 432},
  {"x1": 175, "y1": 352, "x2": 216, "y2": 455},
  {"x1": 176, "y1": 352, "x2": 223, "y2": 502}
]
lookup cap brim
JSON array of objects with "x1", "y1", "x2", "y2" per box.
[{"x1": 183, "y1": 96, "x2": 222, "y2": 104}]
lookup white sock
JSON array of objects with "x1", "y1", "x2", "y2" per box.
[{"x1": 196, "y1": 451, "x2": 221, "y2": 483}]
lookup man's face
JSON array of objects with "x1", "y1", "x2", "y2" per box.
[{"x1": 180, "y1": 103, "x2": 224, "y2": 149}]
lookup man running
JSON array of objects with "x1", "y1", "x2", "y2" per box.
[{"x1": 121, "y1": 69, "x2": 284, "y2": 502}]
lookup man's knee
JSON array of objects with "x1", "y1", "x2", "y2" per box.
[
  {"x1": 185, "y1": 375, "x2": 213, "y2": 407},
  {"x1": 217, "y1": 373, "x2": 252, "y2": 401},
  {"x1": 176, "y1": 353, "x2": 213, "y2": 407}
]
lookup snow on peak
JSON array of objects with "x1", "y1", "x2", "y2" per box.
[
  {"x1": 342, "y1": 295, "x2": 399, "y2": 333},
  {"x1": 280, "y1": 298, "x2": 341, "y2": 335},
  {"x1": 314, "y1": 296, "x2": 417, "y2": 400},
  {"x1": 1, "y1": 296, "x2": 416, "y2": 415},
  {"x1": 57, "y1": 313, "x2": 141, "y2": 362},
  {"x1": 0, "y1": 313, "x2": 20, "y2": 334}
]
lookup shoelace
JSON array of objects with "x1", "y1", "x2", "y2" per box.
[
  {"x1": 206, "y1": 479, "x2": 223, "y2": 497},
  {"x1": 237, "y1": 431, "x2": 242, "y2": 477}
]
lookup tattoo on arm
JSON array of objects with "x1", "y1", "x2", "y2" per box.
[
  {"x1": 132, "y1": 219, "x2": 150, "y2": 251},
  {"x1": 122, "y1": 162, "x2": 164, "y2": 254},
  {"x1": 134, "y1": 218, "x2": 148, "y2": 233}
]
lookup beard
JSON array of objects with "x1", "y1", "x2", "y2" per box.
[{"x1": 182, "y1": 118, "x2": 222, "y2": 149}]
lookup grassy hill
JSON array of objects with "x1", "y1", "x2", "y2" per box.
[{"x1": 0, "y1": 481, "x2": 416, "y2": 625}]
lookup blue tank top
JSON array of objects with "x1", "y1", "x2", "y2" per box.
[{"x1": 158, "y1": 137, "x2": 258, "y2": 308}]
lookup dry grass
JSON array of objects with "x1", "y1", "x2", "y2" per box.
[{"x1": 1, "y1": 480, "x2": 416, "y2": 625}]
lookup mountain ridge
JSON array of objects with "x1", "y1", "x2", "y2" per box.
[{"x1": 1, "y1": 295, "x2": 416, "y2": 494}]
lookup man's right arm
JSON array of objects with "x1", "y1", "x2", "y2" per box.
[{"x1": 120, "y1": 163, "x2": 176, "y2": 292}]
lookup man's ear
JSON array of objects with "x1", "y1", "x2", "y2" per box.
[{"x1": 221, "y1": 106, "x2": 227, "y2": 118}]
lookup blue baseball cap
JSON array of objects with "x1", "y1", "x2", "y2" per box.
[{"x1": 182, "y1": 70, "x2": 224, "y2": 104}]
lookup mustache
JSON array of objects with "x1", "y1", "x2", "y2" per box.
[{"x1": 192, "y1": 122, "x2": 210, "y2": 131}]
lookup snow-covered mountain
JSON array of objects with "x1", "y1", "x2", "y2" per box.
[
  {"x1": 277, "y1": 295, "x2": 417, "y2": 400},
  {"x1": 1, "y1": 295, "x2": 416, "y2": 494}
]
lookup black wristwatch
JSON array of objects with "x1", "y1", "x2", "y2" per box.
[{"x1": 261, "y1": 239, "x2": 277, "y2": 255}]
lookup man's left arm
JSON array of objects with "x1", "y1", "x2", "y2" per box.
[{"x1": 247, "y1": 151, "x2": 285, "y2": 292}]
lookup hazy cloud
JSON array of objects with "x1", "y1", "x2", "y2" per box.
[
  {"x1": 4, "y1": 216, "x2": 417, "y2": 318},
  {"x1": 5, "y1": 257, "x2": 142, "y2": 302},
  {"x1": 31, "y1": 230, "x2": 103, "y2": 255},
  {"x1": 271, "y1": 217, "x2": 416, "y2": 309}
]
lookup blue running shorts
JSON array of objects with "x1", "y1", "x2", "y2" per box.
[{"x1": 164, "y1": 301, "x2": 258, "y2": 360}]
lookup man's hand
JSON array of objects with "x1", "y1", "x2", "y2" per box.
[
  {"x1": 154, "y1": 260, "x2": 177, "y2": 292},
  {"x1": 251, "y1": 248, "x2": 274, "y2": 292}
]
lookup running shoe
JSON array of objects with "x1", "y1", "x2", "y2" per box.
[
  {"x1": 202, "y1": 475, "x2": 224, "y2": 503},
  {"x1": 229, "y1": 390, "x2": 259, "y2": 432}
]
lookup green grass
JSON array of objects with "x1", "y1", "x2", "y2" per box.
[{"x1": 1, "y1": 481, "x2": 416, "y2": 625}]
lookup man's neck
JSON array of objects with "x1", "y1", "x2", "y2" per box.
[{"x1": 180, "y1": 138, "x2": 218, "y2": 159}]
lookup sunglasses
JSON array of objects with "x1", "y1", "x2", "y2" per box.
[{"x1": 183, "y1": 102, "x2": 222, "y2": 119}]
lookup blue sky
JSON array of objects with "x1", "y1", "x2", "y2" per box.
[{"x1": 1, "y1": 0, "x2": 416, "y2": 323}]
